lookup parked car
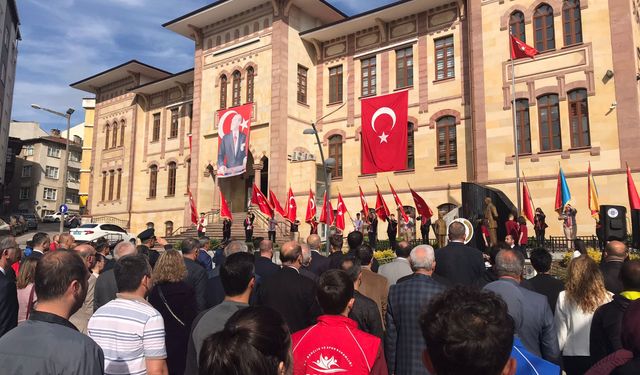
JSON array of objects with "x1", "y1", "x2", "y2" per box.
[
  {"x1": 42, "y1": 212, "x2": 67, "y2": 223},
  {"x1": 23, "y1": 214, "x2": 38, "y2": 230},
  {"x1": 70, "y1": 223, "x2": 132, "y2": 243}
]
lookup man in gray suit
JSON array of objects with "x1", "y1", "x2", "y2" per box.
[
  {"x1": 217, "y1": 114, "x2": 247, "y2": 174},
  {"x1": 484, "y1": 249, "x2": 561, "y2": 364},
  {"x1": 93, "y1": 241, "x2": 136, "y2": 311},
  {"x1": 379, "y1": 241, "x2": 412, "y2": 285}
]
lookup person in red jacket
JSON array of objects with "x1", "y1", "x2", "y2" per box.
[
  {"x1": 505, "y1": 213, "x2": 519, "y2": 245},
  {"x1": 292, "y1": 269, "x2": 388, "y2": 375}
]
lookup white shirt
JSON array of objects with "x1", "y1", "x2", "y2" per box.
[
  {"x1": 0, "y1": 266, "x2": 4, "y2": 275},
  {"x1": 555, "y1": 290, "x2": 612, "y2": 356}
]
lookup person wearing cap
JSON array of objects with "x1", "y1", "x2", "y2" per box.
[{"x1": 138, "y1": 228, "x2": 160, "y2": 268}]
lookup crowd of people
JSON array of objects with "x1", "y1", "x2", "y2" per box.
[{"x1": 0, "y1": 219, "x2": 638, "y2": 375}]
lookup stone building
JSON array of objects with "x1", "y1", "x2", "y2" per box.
[{"x1": 72, "y1": 0, "x2": 640, "y2": 238}]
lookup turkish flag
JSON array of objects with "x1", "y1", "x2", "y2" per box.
[
  {"x1": 375, "y1": 187, "x2": 390, "y2": 222},
  {"x1": 336, "y1": 193, "x2": 348, "y2": 231},
  {"x1": 522, "y1": 181, "x2": 534, "y2": 224},
  {"x1": 627, "y1": 165, "x2": 640, "y2": 210},
  {"x1": 269, "y1": 189, "x2": 286, "y2": 217},
  {"x1": 305, "y1": 189, "x2": 316, "y2": 223},
  {"x1": 410, "y1": 188, "x2": 433, "y2": 221},
  {"x1": 389, "y1": 182, "x2": 409, "y2": 223},
  {"x1": 285, "y1": 187, "x2": 297, "y2": 222},
  {"x1": 361, "y1": 91, "x2": 408, "y2": 174},
  {"x1": 188, "y1": 188, "x2": 198, "y2": 225},
  {"x1": 510, "y1": 34, "x2": 538, "y2": 60},
  {"x1": 251, "y1": 184, "x2": 273, "y2": 218},
  {"x1": 220, "y1": 190, "x2": 233, "y2": 221},
  {"x1": 319, "y1": 192, "x2": 334, "y2": 225},
  {"x1": 359, "y1": 186, "x2": 369, "y2": 217}
]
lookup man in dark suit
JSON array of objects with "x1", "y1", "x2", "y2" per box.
[
  {"x1": 182, "y1": 238, "x2": 208, "y2": 312},
  {"x1": 522, "y1": 248, "x2": 564, "y2": 312},
  {"x1": 257, "y1": 241, "x2": 321, "y2": 333},
  {"x1": 327, "y1": 233, "x2": 345, "y2": 270},
  {"x1": 300, "y1": 243, "x2": 318, "y2": 283},
  {"x1": 28, "y1": 232, "x2": 50, "y2": 260},
  {"x1": 340, "y1": 256, "x2": 383, "y2": 338},
  {"x1": 254, "y1": 239, "x2": 279, "y2": 280},
  {"x1": 367, "y1": 213, "x2": 378, "y2": 249},
  {"x1": 385, "y1": 244, "x2": 446, "y2": 374},
  {"x1": 0, "y1": 236, "x2": 18, "y2": 337},
  {"x1": 434, "y1": 221, "x2": 485, "y2": 286},
  {"x1": 306, "y1": 234, "x2": 329, "y2": 276},
  {"x1": 94, "y1": 241, "x2": 137, "y2": 311},
  {"x1": 600, "y1": 240, "x2": 627, "y2": 294},
  {"x1": 217, "y1": 114, "x2": 247, "y2": 173},
  {"x1": 387, "y1": 214, "x2": 398, "y2": 251}
]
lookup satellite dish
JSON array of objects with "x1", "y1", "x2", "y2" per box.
[{"x1": 450, "y1": 218, "x2": 475, "y2": 244}]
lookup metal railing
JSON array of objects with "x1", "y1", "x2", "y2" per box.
[
  {"x1": 248, "y1": 206, "x2": 290, "y2": 239},
  {"x1": 91, "y1": 216, "x2": 129, "y2": 228}
]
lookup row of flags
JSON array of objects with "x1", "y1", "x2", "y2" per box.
[{"x1": 520, "y1": 164, "x2": 640, "y2": 223}]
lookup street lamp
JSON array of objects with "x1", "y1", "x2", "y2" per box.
[{"x1": 31, "y1": 104, "x2": 75, "y2": 234}]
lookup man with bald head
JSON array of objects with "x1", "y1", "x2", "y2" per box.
[
  {"x1": 254, "y1": 239, "x2": 279, "y2": 280},
  {"x1": 434, "y1": 221, "x2": 485, "y2": 286},
  {"x1": 69, "y1": 244, "x2": 97, "y2": 333},
  {"x1": 94, "y1": 241, "x2": 137, "y2": 311},
  {"x1": 306, "y1": 234, "x2": 329, "y2": 276},
  {"x1": 257, "y1": 241, "x2": 321, "y2": 332},
  {"x1": 601, "y1": 240, "x2": 628, "y2": 294},
  {"x1": 58, "y1": 233, "x2": 75, "y2": 251},
  {"x1": 299, "y1": 243, "x2": 318, "y2": 283}
]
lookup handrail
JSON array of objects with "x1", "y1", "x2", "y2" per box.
[
  {"x1": 168, "y1": 225, "x2": 195, "y2": 238},
  {"x1": 248, "y1": 207, "x2": 290, "y2": 238}
]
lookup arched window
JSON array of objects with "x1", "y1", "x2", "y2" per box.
[
  {"x1": 101, "y1": 172, "x2": 107, "y2": 201},
  {"x1": 108, "y1": 170, "x2": 115, "y2": 201},
  {"x1": 167, "y1": 162, "x2": 177, "y2": 197},
  {"x1": 244, "y1": 25, "x2": 249, "y2": 36},
  {"x1": 436, "y1": 116, "x2": 457, "y2": 166},
  {"x1": 234, "y1": 29, "x2": 240, "y2": 39},
  {"x1": 220, "y1": 75, "x2": 227, "y2": 109},
  {"x1": 149, "y1": 165, "x2": 158, "y2": 198},
  {"x1": 510, "y1": 11, "x2": 526, "y2": 42},
  {"x1": 232, "y1": 70, "x2": 241, "y2": 107},
  {"x1": 515, "y1": 99, "x2": 532, "y2": 154},
  {"x1": 207, "y1": 39, "x2": 213, "y2": 49},
  {"x1": 253, "y1": 22, "x2": 259, "y2": 33},
  {"x1": 563, "y1": 0, "x2": 582, "y2": 45},
  {"x1": 263, "y1": 18, "x2": 269, "y2": 29},
  {"x1": 407, "y1": 122, "x2": 415, "y2": 170},
  {"x1": 216, "y1": 35, "x2": 221, "y2": 46},
  {"x1": 120, "y1": 120, "x2": 125, "y2": 147},
  {"x1": 328, "y1": 135, "x2": 343, "y2": 178},
  {"x1": 111, "y1": 122, "x2": 118, "y2": 148},
  {"x1": 104, "y1": 125, "x2": 110, "y2": 149},
  {"x1": 568, "y1": 89, "x2": 590, "y2": 148},
  {"x1": 165, "y1": 221, "x2": 174, "y2": 237},
  {"x1": 534, "y1": 4, "x2": 555, "y2": 52},
  {"x1": 225, "y1": 33, "x2": 230, "y2": 43},
  {"x1": 538, "y1": 94, "x2": 562, "y2": 151},
  {"x1": 246, "y1": 67, "x2": 255, "y2": 103}
]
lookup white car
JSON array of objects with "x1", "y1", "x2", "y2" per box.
[
  {"x1": 70, "y1": 223, "x2": 132, "y2": 244},
  {"x1": 42, "y1": 212, "x2": 67, "y2": 223}
]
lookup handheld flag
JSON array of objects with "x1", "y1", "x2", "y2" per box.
[
  {"x1": 389, "y1": 182, "x2": 409, "y2": 223},
  {"x1": 251, "y1": 184, "x2": 273, "y2": 218},
  {"x1": 188, "y1": 189, "x2": 198, "y2": 225},
  {"x1": 510, "y1": 34, "x2": 538, "y2": 59},
  {"x1": 627, "y1": 164, "x2": 640, "y2": 210},
  {"x1": 285, "y1": 187, "x2": 297, "y2": 223},
  {"x1": 375, "y1": 186, "x2": 390, "y2": 222},
  {"x1": 410, "y1": 188, "x2": 433, "y2": 221},
  {"x1": 359, "y1": 186, "x2": 370, "y2": 217},
  {"x1": 319, "y1": 192, "x2": 334, "y2": 225},
  {"x1": 554, "y1": 167, "x2": 571, "y2": 212},
  {"x1": 269, "y1": 189, "x2": 286, "y2": 217},
  {"x1": 220, "y1": 190, "x2": 233, "y2": 221},
  {"x1": 522, "y1": 179, "x2": 535, "y2": 224},
  {"x1": 587, "y1": 163, "x2": 600, "y2": 218},
  {"x1": 335, "y1": 193, "x2": 348, "y2": 231},
  {"x1": 305, "y1": 189, "x2": 316, "y2": 223}
]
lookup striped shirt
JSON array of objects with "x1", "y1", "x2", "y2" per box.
[{"x1": 88, "y1": 295, "x2": 167, "y2": 375}]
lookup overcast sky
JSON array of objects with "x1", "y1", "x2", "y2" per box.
[{"x1": 13, "y1": 0, "x2": 392, "y2": 130}]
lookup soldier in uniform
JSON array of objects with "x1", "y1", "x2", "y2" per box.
[
  {"x1": 434, "y1": 211, "x2": 447, "y2": 247},
  {"x1": 137, "y1": 228, "x2": 171, "y2": 268},
  {"x1": 484, "y1": 197, "x2": 499, "y2": 246}
]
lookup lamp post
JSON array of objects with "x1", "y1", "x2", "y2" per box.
[{"x1": 31, "y1": 104, "x2": 75, "y2": 234}]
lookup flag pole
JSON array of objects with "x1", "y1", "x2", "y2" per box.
[{"x1": 510, "y1": 37, "x2": 522, "y2": 215}]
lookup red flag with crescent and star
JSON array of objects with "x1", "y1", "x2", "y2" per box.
[
  {"x1": 336, "y1": 193, "x2": 348, "y2": 231},
  {"x1": 269, "y1": 189, "x2": 286, "y2": 217},
  {"x1": 319, "y1": 192, "x2": 334, "y2": 225},
  {"x1": 188, "y1": 188, "x2": 198, "y2": 225},
  {"x1": 389, "y1": 182, "x2": 409, "y2": 223},
  {"x1": 510, "y1": 34, "x2": 538, "y2": 60},
  {"x1": 220, "y1": 190, "x2": 233, "y2": 221},
  {"x1": 375, "y1": 186, "x2": 390, "y2": 222},
  {"x1": 216, "y1": 103, "x2": 252, "y2": 179},
  {"x1": 251, "y1": 184, "x2": 273, "y2": 218},
  {"x1": 305, "y1": 189, "x2": 316, "y2": 223},
  {"x1": 285, "y1": 187, "x2": 297, "y2": 223},
  {"x1": 410, "y1": 188, "x2": 433, "y2": 221},
  {"x1": 361, "y1": 91, "x2": 408, "y2": 174},
  {"x1": 359, "y1": 186, "x2": 370, "y2": 217}
]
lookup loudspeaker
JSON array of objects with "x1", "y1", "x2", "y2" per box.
[
  {"x1": 631, "y1": 209, "x2": 640, "y2": 248},
  {"x1": 600, "y1": 205, "x2": 627, "y2": 241}
]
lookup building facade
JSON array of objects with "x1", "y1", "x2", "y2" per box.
[
  {"x1": 79, "y1": 98, "x2": 95, "y2": 214},
  {"x1": 0, "y1": 0, "x2": 20, "y2": 201},
  {"x1": 72, "y1": 0, "x2": 640, "y2": 238}
]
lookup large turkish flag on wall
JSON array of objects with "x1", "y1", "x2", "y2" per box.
[{"x1": 361, "y1": 91, "x2": 408, "y2": 174}]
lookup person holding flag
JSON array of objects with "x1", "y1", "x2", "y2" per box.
[
  {"x1": 387, "y1": 214, "x2": 398, "y2": 251},
  {"x1": 367, "y1": 212, "x2": 378, "y2": 249},
  {"x1": 556, "y1": 167, "x2": 576, "y2": 250}
]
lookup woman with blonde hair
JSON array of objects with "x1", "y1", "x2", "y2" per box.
[
  {"x1": 148, "y1": 250, "x2": 198, "y2": 375},
  {"x1": 16, "y1": 257, "x2": 38, "y2": 323},
  {"x1": 556, "y1": 255, "x2": 612, "y2": 375}
]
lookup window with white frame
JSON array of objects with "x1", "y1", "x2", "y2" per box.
[
  {"x1": 68, "y1": 170, "x2": 80, "y2": 183},
  {"x1": 43, "y1": 188, "x2": 57, "y2": 201},
  {"x1": 19, "y1": 187, "x2": 30, "y2": 200},
  {"x1": 45, "y1": 166, "x2": 59, "y2": 179},
  {"x1": 69, "y1": 151, "x2": 81, "y2": 162},
  {"x1": 24, "y1": 145, "x2": 34, "y2": 156},
  {"x1": 21, "y1": 165, "x2": 31, "y2": 178},
  {"x1": 47, "y1": 146, "x2": 61, "y2": 158}
]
